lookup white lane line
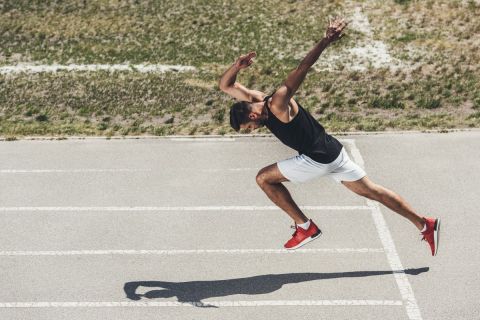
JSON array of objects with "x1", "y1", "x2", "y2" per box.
[
  {"x1": 202, "y1": 168, "x2": 255, "y2": 172},
  {"x1": 346, "y1": 139, "x2": 423, "y2": 320},
  {"x1": 0, "y1": 169, "x2": 150, "y2": 173},
  {"x1": 0, "y1": 168, "x2": 250, "y2": 173},
  {"x1": 0, "y1": 248, "x2": 385, "y2": 256},
  {"x1": 0, "y1": 205, "x2": 371, "y2": 212},
  {"x1": 0, "y1": 300, "x2": 403, "y2": 308},
  {"x1": 169, "y1": 137, "x2": 235, "y2": 141},
  {"x1": 368, "y1": 201, "x2": 422, "y2": 320},
  {"x1": 0, "y1": 64, "x2": 196, "y2": 74},
  {"x1": 342, "y1": 139, "x2": 364, "y2": 168}
]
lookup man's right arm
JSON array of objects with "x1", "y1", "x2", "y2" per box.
[
  {"x1": 219, "y1": 52, "x2": 265, "y2": 102},
  {"x1": 271, "y1": 18, "x2": 347, "y2": 111}
]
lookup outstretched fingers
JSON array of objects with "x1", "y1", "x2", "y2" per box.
[
  {"x1": 326, "y1": 17, "x2": 348, "y2": 41},
  {"x1": 236, "y1": 51, "x2": 257, "y2": 69},
  {"x1": 333, "y1": 17, "x2": 347, "y2": 30},
  {"x1": 246, "y1": 52, "x2": 256, "y2": 66}
]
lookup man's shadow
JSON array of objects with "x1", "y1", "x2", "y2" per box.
[{"x1": 124, "y1": 267, "x2": 428, "y2": 308}]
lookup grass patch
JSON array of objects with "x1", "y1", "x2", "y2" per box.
[
  {"x1": 2, "y1": 65, "x2": 478, "y2": 136},
  {"x1": 467, "y1": 112, "x2": 480, "y2": 120},
  {"x1": 369, "y1": 93, "x2": 405, "y2": 109},
  {"x1": 0, "y1": 0, "x2": 346, "y2": 66},
  {"x1": 34, "y1": 114, "x2": 48, "y2": 122},
  {"x1": 416, "y1": 97, "x2": 442, "y2": 109},
  {"x1": 394, "y1": 0, "x2": 412, "y2": 4},
  {"x1": 394, "y1": 31, "x2": 425, "y2": 43},
  {"x1": 0, "y1": 0, "x2": 479, "y2": 136}
]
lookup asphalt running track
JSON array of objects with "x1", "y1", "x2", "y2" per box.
[{"x1": 1, "y1": 131, "x2": 479, "y2": 319}]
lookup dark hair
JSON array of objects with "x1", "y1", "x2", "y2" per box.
[{"x1": 229, "y1": 101, "x2": 252, "y2": 132}]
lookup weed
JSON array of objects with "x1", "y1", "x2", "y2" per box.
[
  {"x1": 0, "y1": 0, "x2": 479, "y2": 136},
  {"x1": 35, "y1": 114, "x2": 48, "y2": 122},
  {"x1": 467, "y1": 112, "x2": 480, "y2": 120},
  {"x1": 217, "y1": 127, "x2": 227, "y2": 135},
  {"x1": 416, "y1": 97, "x2": 441, "y2": 109},
  {"x1": 211, "y1": 108, "x2": 226, "y2": 124},
  {"x1": 369, "y1": 93, "x2": 405, "y2": 109},
  {"x1": 473, "y1": 98, "x2": 480, "y2": 109},
  {"x1": 347, "y1": 97, "x2": 357, "y2": 107},
  {"x1": 396, "y1": 32, "x2": 420, "y2": 42},
  {"x1": 97, "y1": 122, "x2": 108, "y2": 131}
]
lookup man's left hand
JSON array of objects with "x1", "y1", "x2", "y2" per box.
[{"x1": 325, "y1": 17, "x2": 348, "y2": 42}]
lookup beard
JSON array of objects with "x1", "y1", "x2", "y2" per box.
[{"x1": 257, "y1": 118, "x2": 267, "y2": 127}]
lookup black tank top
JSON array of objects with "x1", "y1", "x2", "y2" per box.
[{"x1": 264, "y1": 94, "x2": 343, "y2": 164}]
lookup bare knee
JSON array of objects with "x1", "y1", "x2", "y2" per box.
[
  {"x1": 256, "y1": 172, "x2": 266, "y2": 188},
  {"x1": 256, "y1": 170, "x2": 271, "y2": 189},
  {"x1": 256, "y1": 164, "x2": 288, "y2": 189},
  {"x1": 343, "y1": 178, "x2": 383, "y2": 201}
]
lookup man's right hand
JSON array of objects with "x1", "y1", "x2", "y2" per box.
[
  {"x1": 234, "y1": 51, "x2": 256, "y2": 70},
  {"x1": 219, "y1": 51, "x2": 264, "y2": 102}
]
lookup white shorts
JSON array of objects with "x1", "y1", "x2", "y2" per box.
[{"x1": 277, "y1": 147, "x2": 366, "y2": 184}]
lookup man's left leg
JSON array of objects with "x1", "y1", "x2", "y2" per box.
[
  {"x1": 341, "y1": 176, "x2": 424, "y2": 230},
  {"x1": 341, "y1": 176, "x2": 440, "y2": 256}
]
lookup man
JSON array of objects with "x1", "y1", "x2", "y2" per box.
[{"x1": 218, "y1": 18, "x2": 440, "y2": 255}]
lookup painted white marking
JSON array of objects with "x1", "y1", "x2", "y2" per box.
[
  {"x1": 0, "y1": 64, "x2": 196, "y2": 74},
  {"x1": 346, "y1": 7, "x2": 401, "y2": 71},
  {"x1": 348, "y1": 41, "x2": 398, "y2": 71},
  {"x1": 342, "y1": 139, "x2": 365, "y2": 168},
  {"x1": 0, "y1": 205, "x2": 371, "y2": 212},
  {"x1": 0, "y1": 169, "x2": 149, "y2": 173},
  {"x1": 0, "y1": 248, "x2": 384, "y2": 256},
  {"x1": 368, "y1": 201, "x2": 422, "y2": 320},
  {"x1": 202, "y1": 168, "x2": 255, "y2": 172},
  {"x1": 349, "y1": 6, "x2": 373, "y2": 37},
  {"x1": 313, "y1": 6, "x2": 403, "y2": 72},
  {"x1": 0, "y1": 167, "x2": 250, "y2": 173},
  {"x1": 170, "y1": 137, "x2": 235, "y2": 142},
  {"x1": 347, "y1": 140, "x2": 423, "y2": 320},
  {"x1": 0, "y1": 300, "x2": 403, "y2": 308}
]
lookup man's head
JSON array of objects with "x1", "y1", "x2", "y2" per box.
[{"x1": 229, "y1": 101, "x2": 267, "y2": 132}]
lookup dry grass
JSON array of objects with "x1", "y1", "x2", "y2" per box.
[{"x1": 0, "y1": 0, "x2": 479, "y2": 137}]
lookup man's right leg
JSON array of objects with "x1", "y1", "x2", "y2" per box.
[
  {"x1": 255, "y1": 163, "x2": 308, "y2": 224},
  {"x1": 256, "y1": 163, "x2": 322, "y2": 250}
]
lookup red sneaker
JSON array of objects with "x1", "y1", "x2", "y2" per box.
[
  {"x1": 421, "y1": 217, "x2": 440, "y2": 256},
  {"x1": 284, "y1": 220, "x2": 322, "y2": 250}
]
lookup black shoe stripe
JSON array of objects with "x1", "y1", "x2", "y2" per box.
[{"x1": 312, "y1": 229, "x2": 322, "y2": 238}]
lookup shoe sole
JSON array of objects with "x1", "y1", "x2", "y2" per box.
[
  {"x1": 285, "y1": 229, "x2": 322, "y2": 250},
  {"x1": 434, "y1": 218, "x2": 440, "y2": 256}
]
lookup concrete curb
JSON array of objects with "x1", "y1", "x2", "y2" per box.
[{"x1": 1, "y1": 128, "x2": 479, "y2": 142}]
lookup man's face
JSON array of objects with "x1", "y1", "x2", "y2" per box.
[{"x1": 239, "y1": 119, "x2": 265, "y2": 132}]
